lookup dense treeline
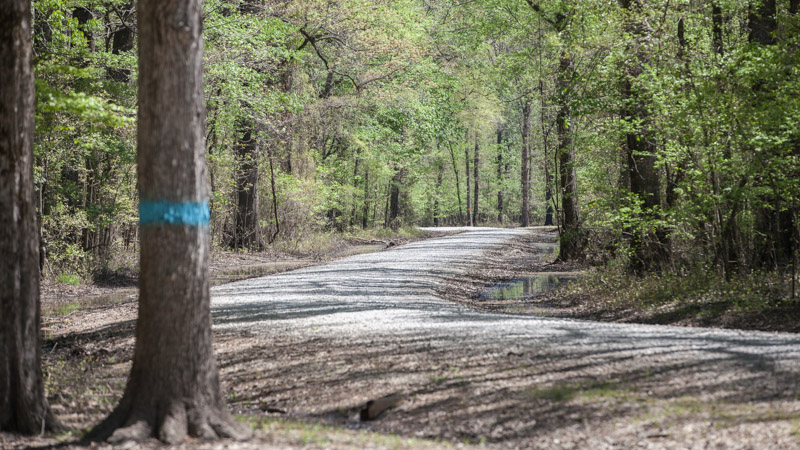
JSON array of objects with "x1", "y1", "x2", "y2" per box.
[{"x1": 31, "y1": 0, "x2": 799, "y2": 282}]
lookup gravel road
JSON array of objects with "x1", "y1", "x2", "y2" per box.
[{"x1": 211, "y1": 227, "x2": 800, "y2": 448}]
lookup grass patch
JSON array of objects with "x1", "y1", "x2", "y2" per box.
[
  {"x1": 57, "y1": 273, "x2": 82, "y2": 285},
  {"x1": 527, "y1": 382, "x2": 624, "y2": 403},
  {"x1": 245, "y1": 416, "x2": 455, "y2": 449}
]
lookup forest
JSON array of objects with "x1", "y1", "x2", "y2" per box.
[
  {"x1": 2, "y1": 0, "x2": 800, "y2": 446},
  {"x1": 14, "y1": 0, "x2": 800, "y2": 282},
  {"x1": 4, "y1": 0, "x2": 795, "y2": 280}
]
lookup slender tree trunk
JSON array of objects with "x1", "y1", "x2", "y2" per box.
[
  {"x1": 545, "y1": 179, "x2": 554, "y2": 226},
  {"x1": 521, "y1": 99, "x2": 532, "y2": 227},
  {"x1": 556, "y1": 53, "x2": 582, "y2": 260},
  {"x1": 434, "y1": 162, "x2": 443, "y2": 227},
  {"x1": 389, "y1": 169, "x2": 405, "y2": 228},
  {"x1": 711, "y1": 3, "x2": 725, "y2": 56},
  {"x1": 88, "y1": 0, "x2": 249, "y2": 443},
  {"x1": 473, "y1": 136, "x2": 480, "y2": 226},
  {"x1": 383, "y1": 182, "x2": 391, "y2": 227},
  {"x1": 496, "y1": 128, "x2": 504, "y2": 224},
  {"x1": 266, "y1": 142, "x2": 280, "y2": 244},
  {"x1": 320, "y1": 69, "x2": 336, "y2": 99},
  {"x1": 465, "y1": 141, "x2": 472, "y2": 227},
  {"x1": 75, "y1": 6, "x2": 103, "y2": 260},
  {"x1": 666, "y1": 17, "x2": 689, "y2": 209},
  {"x1": 539, "y1": 80, "x2": 554, "y2": 227},
  {"x1": 0, "y1": 0, "x2": 61, "y2": 434},
  {"x1": 447, "y1": 141, "x2": 464, "y2": 224},
  {"x1": 350, "y1": 156, "x2": 361, "y2": 228},
  {"x1": 362, "y1": 169, "x2": 370, "y2": 229}
]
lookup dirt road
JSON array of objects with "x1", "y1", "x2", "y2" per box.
[{"x1": 211, "y1": 227, "x2": 800, "y2": 448}]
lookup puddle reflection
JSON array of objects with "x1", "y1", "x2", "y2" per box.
[{"x1": 482, "y1": 274, "x2": 577, "y2": 301}]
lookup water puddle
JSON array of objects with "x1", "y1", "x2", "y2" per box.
[
  {"x1": 482, "y1": 273, "x2": 578, "y2": 301},
  {"x1": 43, "y1": 289, "x2": 138, "y2": 318}
]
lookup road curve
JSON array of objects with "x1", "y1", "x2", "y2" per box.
[{"x1": 210, "y1": 227, "x2": 800, "y2": 448}]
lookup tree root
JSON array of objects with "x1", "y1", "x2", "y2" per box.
[{"x1": 86, "y1": 397, "x2": 251, "y2": 445}]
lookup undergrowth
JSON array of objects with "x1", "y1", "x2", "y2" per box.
[{"x1": 557, "y1": 261, "x2": 800, "y2": 331}]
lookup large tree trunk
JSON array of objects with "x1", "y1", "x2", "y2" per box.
[
  {"x1": 748, "y1": 0, "x2": 793, "y2": 269},
  {"x1": 521, "y1": 100, "x2": 532, "y2": 227},
  {"x1": 473, "y1": 136, "x2": 480, "y2": 226},
  {"x1": 0, "y1": 0, "x2": 60, "y2": 435},
  {"x1": 232, "y1": 121, "x2": 261, "y2": 250},
  {"x1": 620, "y1": 0, "x2": 665, "y2": 272},
  {"x1": 556, "y1": 54, "x2": 582, "y2": 260},
  {"x1": 73, "y1": 7, "x2": 95, "y2": 55},
  {"x1": 748, "y1": 0, "x2": 776, "y2": 46},
  {"x1": 108, "y1": 1, "x2": 135, "y2": 82},
  {"x1": 87, "y1": 0, "x2": 249, "y2": 444}
]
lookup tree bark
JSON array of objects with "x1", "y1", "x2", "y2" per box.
[
  {"x1": 0, "y1": 0, "x2": 61, "y2": 434},
  {"x1": 87, "y1": 0, "x2": 249, "y2": 444},
  {"x1": 73, "y1": 7, "x2": 95, "y2": 53},
  {"x1": 465, "y1": 141, "x2": 472, "y2": 226},
  {"x1": 620, "y1": 0, "x2": 664, "y2": 271},
  {"x1": 539, "y1": 80, "x2": 554, "y2": 227},
  {"x1": 350, "y1": 156, "x2": 361, "y2": 228},
  {"x1": 496, "y1": 128, "x2": 504, "y2": 224},
  {"x1": 447, "y1": 141, "x2": 464, "y2": 224},
  {"x1": 266, "y1": 141, "x2": 280, "y2": 244},
  {"x1": 711, "y1": 3, "x2": 725, "y2": 56},
  {"x1": 556, "y1": 53, "x2": 582, "y2": 260},
  {"x1": 666, "y1": 16, "x2": 689, "y2": 209},
  {"x1": 108, "y1": 2, "x2": 135, "y2": 82},
  {"x1": 748, "y1": 0, "x2": 793, "y2": 268},
  {"x1": 521, "y1": 99, "x2": 532, "y2": 227},
  {"x1": 388, "y1": 168, "x2": 405, "y2": 228},
  {"x1": 748, "y1": 0, "x2": 776, "y2": 46},
  {"x1": 362, "y1": 169, "x2": 370, "y2": 229},
  {"x1": 232, "y1": 121, "x2": 261, "y2": 250},
  {"x1": 473, "y1": 136, "x2": 480, "y2": 226},
  {"x1": 434, "y1": 161, "x2": 443, "y2": 227}
]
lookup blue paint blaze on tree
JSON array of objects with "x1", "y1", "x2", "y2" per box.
[{"x1": 139, "y1": 200, "x2": 210, "y2": 226}]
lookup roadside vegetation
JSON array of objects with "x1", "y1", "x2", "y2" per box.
[{"x1": 551, "y1": 263, "x2": 800, "y2": 332}]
